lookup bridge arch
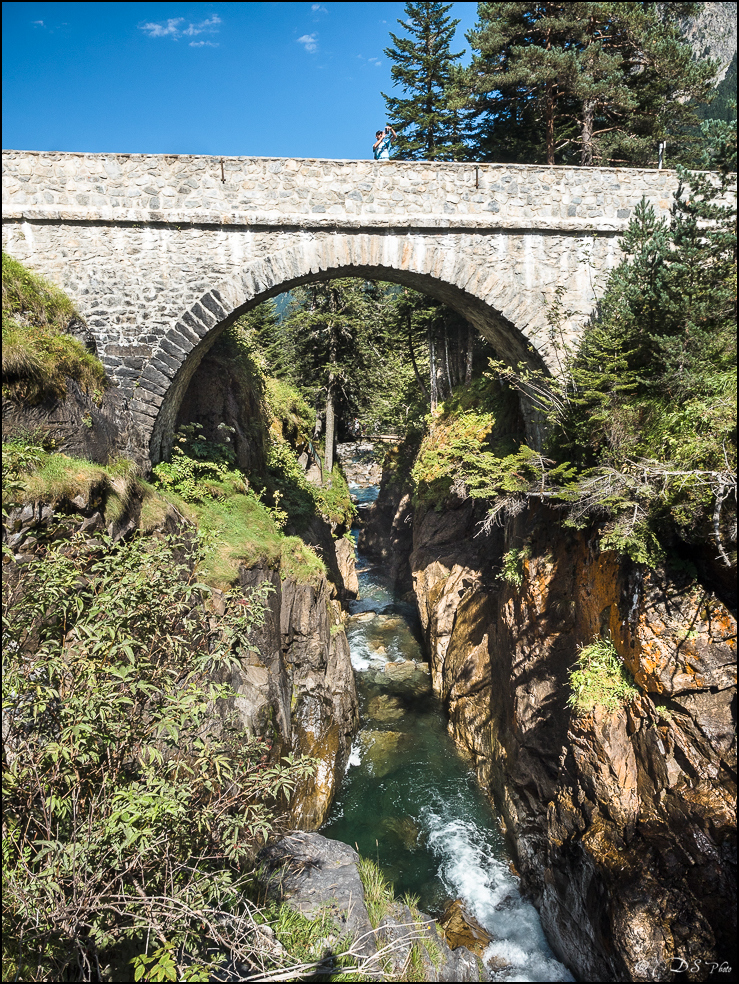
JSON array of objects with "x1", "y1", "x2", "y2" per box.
[
  {"x1": 143, "y1": 230, "x2": 557, "y2": 463},
  {"x1": 4, "y1": 152, "x2": 683, "y2": 463}
]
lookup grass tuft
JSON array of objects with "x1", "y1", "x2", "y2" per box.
[
  {"x1": 357, "y1": 855, "x2": 395, "y2": 929},
  {"x1": 2, "y1": 254, "x2": 106, "y2": 404},
  {"x1": 568, "y1": 637, "x2": 639, "y2": 715},
  {"x1": 1, "y1": 439, "x2": 165, "y2": 535}
]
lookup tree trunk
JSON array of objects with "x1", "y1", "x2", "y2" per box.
[
  {"x1": 465, "y1": 323, "x2": 474, "y2": 384},
  {"x1": 429, "y1": 334, "x2": 438, "y2": 412},
  {"x1": 581, "y1": 98, "x2": 596, "y2": 166},
  {"x1": 408, "y1": 313, "x2": 429, "y2": 399},
  {"x1": 545, "y1": 81, "x2": 556, "y2": 165},
  {"x1": 324, "y1": 375, "x2": 335, "y2": 482},
  {"x1": 324, "y1": 301, "x2": 337, "y2": 483},
  {"x1": 444, "y1": 319, "x2": 453, "y2": 397}
]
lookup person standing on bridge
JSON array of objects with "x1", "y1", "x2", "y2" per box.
[{"x1": 373, "y1": 124, "x2": 397, "y2": 160}]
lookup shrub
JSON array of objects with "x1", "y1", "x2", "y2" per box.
[
  {"x1": 2, "y1": 531, "x2": 317, "y2": 982},
  {"x1": 152, "y1": 423, "x2": 247, "y2": 503},
  {"x1": 497, "y1": 547, "x2": 529, "y2": 588}
]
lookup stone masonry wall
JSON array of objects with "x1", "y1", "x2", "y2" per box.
[{"x1": 2, "y1": 152, "x2": 681, "y2": 460}]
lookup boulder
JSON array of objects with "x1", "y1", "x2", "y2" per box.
[
  {"x1": 257, "y1": 832, "x2": 483, "y2": 981},
  {"x1": 439, "y1": 900, "x2": 493, "y2": 958}
]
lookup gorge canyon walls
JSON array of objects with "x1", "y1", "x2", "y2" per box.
[{"x1": 361, "y1": 461, "x2": 737, "y2": 982}]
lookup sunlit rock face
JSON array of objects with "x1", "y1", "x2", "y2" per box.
[
  {"x1": 403, "y1": 496, "x2": 736, "y2": 982},
  {"x1": 681, "y1": 1, "x2": 737, "y2": 85}
]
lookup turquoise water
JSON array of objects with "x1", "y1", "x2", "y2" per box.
[{"x1": 321, "y1": 482, "x2": 574, "y2": 982}]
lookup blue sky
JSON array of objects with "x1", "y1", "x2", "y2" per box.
[{"x1": 2, "y1": 1, "x2": 478, "y2": 159}]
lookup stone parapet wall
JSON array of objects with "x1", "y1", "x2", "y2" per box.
[
  {"x1": 1, "y1": 152, "x2": 685, "y2": 461},
  {"x1": 2, "y1": 151, "x2": 678, "y2": 229}
]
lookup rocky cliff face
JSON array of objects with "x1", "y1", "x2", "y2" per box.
[
  {"x1": 358, "y1": 440, "x2": 417, "y2": 595},
  {"x1": 2, "y1": 380, "x2": 150, "y2": 473},
  {"x1": 681, "y1": 1, "x2": 737, "y2": 84},
  {"x1": 362, "y1": 483, "x2": 736, "y2": 982},
  {"x1": 175, "y1": 343, "x2": 268, "y2": 476},
  {"x1": 232, "y1": 564, "x2": 359, "y2": 829}
]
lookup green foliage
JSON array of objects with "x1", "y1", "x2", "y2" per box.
[
  {"x1": 497, "y1": 548, "x2": 529, "y2": 588},
  {"x1": 466, "y1": 2, "x2": 716, "y2": 166},
  {"x1": 410, "y1": 377, "x2": 526, "y2": 508},
  {"x1": 568, "y1": 637, "x2": 639, "y2": 715},
  {"x1": 153, "y1": 423, "x2": 246, "y2": 503},
  {"x1": 266, "y1": 376, "x2": 315, "y2": 445},
  {"x1": 553, "y1": 144, "x2": 736, "y2": 562},
  {"x1": 697, "y1": 53, "x2": 737, "y2": 125},
  {"x1": 314, "y1": 465, "x2": 355, "y2": 530},
  {"x1": 2, "y1": 531, "x2": 317, "y2": 982},
  {"x1": 254, "y1": 282, "x2": 488, "y2": 439},
  {"x1": 151, "y1": 425, "x2": 328, "y2": 588},
  {"x1": 2, "y1": 253, "x2": 106, "y2": 403},
  {"x1": 382, "y1": 2, "x2": 467, "y2": 161},
  {"x1": 265, "y1": 437, "x2": 356, "y2": 531},
  {"x1": 355, "y1": 857, "x2": 442, "y2": 981},
  {"x1": 1, "y1": 438, "x2": 151, "y2": 532},
  {"x1": 481, "y1": 148, "x2": 737, "y2": 569}
]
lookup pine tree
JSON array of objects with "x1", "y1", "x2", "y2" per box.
[
  {"x1": 279, "y1": 281, "x2": 375, "y2": 477},
  {"x1": 382, "y1": 2, "x2": 465, "y2": 161},
  {"x1": 572, "y1": 3, "x2": 717, "y2": 167},
  {"x1": 467, "y1": 2, "x2": 717, "y2": 167},
  {"x1": 467, "y1": 2, "x2": 582, "y2": 166}
]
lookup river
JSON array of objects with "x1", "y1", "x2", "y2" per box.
[{"x1": 321, "y1": 480, "x2": 574, "y2": 982}]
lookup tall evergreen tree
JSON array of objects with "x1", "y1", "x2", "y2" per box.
[
  {"x1": 467, "y1": 2, "x2": 582, "y2": 165},
  {"x1": 278, "y1": 281, "x2": 377, "y2": 476},
  {"x1": 468, "y1": 2, "x2": 717, "y2": 167},
  {"x1": 382, "y1": 2, "x2": 465, "y2": 161}
]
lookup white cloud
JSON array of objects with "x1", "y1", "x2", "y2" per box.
[
  {"x1": 189, "y1": 40, "x2": 218, "y2": 47},
  {"x1": 140, "y1": 17, "x2": 183, "y2": 38},
  {"x1": 140, "y1": 14, "x2": 221, "y2": 41},
  {"x1": 32, "y1": 20, "x2": 44, "y2": 26},
  {"x1": 183, "y1": 15, "x2": 221, "y2": 36},
  {"x1": 311, "y1": 3, "x2": 327, "y2": 11},
  {"x1": 297, "y1": 33, "x2": 318, "y2": 53}
]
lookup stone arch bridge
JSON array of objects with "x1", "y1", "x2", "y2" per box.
[{"x1": 2, "y1": 151, "x2": 680, "y2": 461}]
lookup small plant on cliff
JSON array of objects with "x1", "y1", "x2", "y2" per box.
[
  {"x1": 497, "y1": 547, "x2": 529, "y2": 588},
  {"x1": 2, "y1": 531, "x2": 317, "y2": 982},
  {"x1": 2, "y1": 253, "x2": 106, "y2": 403},
  {"x1": 153, "y1": 423, "x2": 247, "y2": 502},
  {"x1": 567, "y1": 637, "x2": 639, "y2": 715}
]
